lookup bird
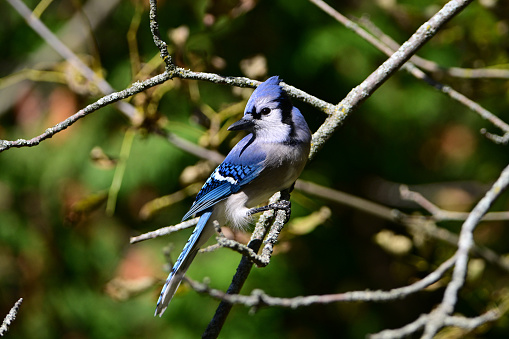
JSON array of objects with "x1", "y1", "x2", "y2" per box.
[{"x1": 154, "y1": 76, "x2": 311, "y2": 316}]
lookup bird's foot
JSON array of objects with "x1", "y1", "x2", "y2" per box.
[{"x1": 247, "y1": 200, "x2": 292, "y2": 222}]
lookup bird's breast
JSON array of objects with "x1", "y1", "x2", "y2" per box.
[{"x1": 243, "y1": 142, "x2": 309, "y2": 205}]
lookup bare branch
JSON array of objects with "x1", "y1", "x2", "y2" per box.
[
  {"x1": 153, "y1": 128, "x2": 225, "y2": 165},
  {"x1": 445, "y1": 310, "x2": 501, "y2": 330},
  {"x1": 310, "y1": 0, "x2": 474, "y2": 158},
  {"x1": 296, "y1": 180, "x2": 509, "y2": 272},
  {"x1": 295, "y1": 179, "x2": 400, "y2": 222},
  {"x1": 370, "y1": 313, "x2": 429, "y2": 339},
  {"x1": 214, "y1": 229, "x2": 267, "y2": 267},
  {"x1": 130, "y1": 218, "x2": 199, "y2": 244},
  {"x1": 0, "y1": 73, "x2": 170, "y2": 153},
  {"x1": 0, "y1": 298, "x2": 23, "y2": 337},
  {"x1": 355, "y1": 16, "x2": 509, "y2": 134},
  {"x1": 400, "y1": 184, "x2": 509, "y2": 222},
  {"x1": 170, "y1": 70, "x2": 334, "y2": 114},
  {"x1": 309, "y1": 0, "x2": 509, "y2": 137},
  {"x1": 188, "y1": 255, "x2": 456, "y2": 309},
  {"x1": 370, "y1": 308, "x2": 502, "y2": 339},
  {"x1": 482, "y1": 130, "x2": 509, "y2": 145},
  {"x1": 422, "y1": 162, "x2": 509, "y2": 338},
  {"x1": 5, "y1": 0, "x2": 138, "y2": 120},
  {"x1": 148, "y1": 0, "x2": 173, "y2": 72},
  {"x1": 214, "y1": 198, "x2": 291, "y2": 268},
  {"x1": 357, "y1": 15, "x2": 509, "y2": 80}
]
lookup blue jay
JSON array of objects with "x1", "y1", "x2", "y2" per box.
[{"x1": 155, "y1": 76, "x2": 311, "y2": 316}]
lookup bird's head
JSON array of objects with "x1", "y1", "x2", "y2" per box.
[{"x1": 228, "y1": 76, "x2": 295, "y2": 136}]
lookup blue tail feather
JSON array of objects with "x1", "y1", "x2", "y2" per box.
[{"x1": 154, "y1": 210, "x2": 213, "y2": 316}]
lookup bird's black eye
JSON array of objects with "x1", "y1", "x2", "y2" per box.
[{"x1": 260, "y1": 107, "x2": 271, "y2": 115}]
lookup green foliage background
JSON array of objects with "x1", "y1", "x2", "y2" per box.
[{"x1": 1, "y1": 0, "x2": 509, "y2": 337}]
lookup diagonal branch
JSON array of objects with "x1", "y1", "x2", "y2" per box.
[
  {"x1": 130, "y1": 218, "x2": 199, "y2": 244},
  {"x1": 0, "y1": 73, "x2": 170, "y2": 152},
  {"x1": 357, "y1": 15, "x2": 509, "y2": 80},
  {"x1": 351, "y1": 15, "x2": 509, "y2": 135},
  {"x1": 0, "y1": 298, "x2": 23, "y2": 336},
  {"x1": 309, "y1": 0, "x2": 509, "y2": 145},
  {"x1": 214, "y1": 199, "x2": 291, "y2": 268},
  {"x1": 202, "y1": 191, "x2": 289, "y2": 338},
  {"x1": 5, "y1": 0, "x2": 138, "y2": 120},
  {"x1": 296, "y1": 180, "x2": 509, "y2": 272},
  {"x1": 422, "y1": 162, "x2": 509, "y2": 338},
  {"x1": 310, "y1": 0, "x2": 474, "y2": 158}
]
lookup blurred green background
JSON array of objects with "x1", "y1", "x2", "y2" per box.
[{"x1": 1, "y1": 0, "x2": 509, "y2": 337}]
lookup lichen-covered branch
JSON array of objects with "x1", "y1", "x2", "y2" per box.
[
  {"x1": 370, "y1": 309, "x2": 501, "y2": 339},
  {"x1": 309, "y1": 0, "x2": 475, "y2": 158},
  {"x1": 348, "y1": 15, "x2": 509, "y2": 135},
  {"x1": 5, "y1": 0, "x2": 138, "y2": 120},
  {"x1": 148, "y1": 0, "x2": 173, "y2": 71},
  {"x1": 0, "y1": 73, "x2": 170, "y2": 152},
  {"x1": 421, "y1": 162, "x2": 509, "y2": 338},
  {"x1": 130, "y1": 217, "x2": 199, "y2": 244},
  {"x1": 0, "y1": 298, "x2": 23, "y2": 337},
  {"x1": 188, "y1": 255, "x2": 456, "y2": 309},
  {"x1": 202, "y1": 196, "x2": 280, "y2": 339}
]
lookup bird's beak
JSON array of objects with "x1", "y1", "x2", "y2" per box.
[{"x1": 228, "y1": 116, "x2": 255, "y2": 131}]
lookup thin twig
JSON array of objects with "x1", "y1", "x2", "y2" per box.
[
  {"x1": 445, "y1": 310, "x2": 501, "y2": 330},
  {"x1": 3, "y1": 0, "x2": 234, "y2": 162},
  {"x1": 295, "y1": 180, "x2": 400, "y2": 221},
  {"x1": 5, "y1": 0, "x2": 138, "y2": 120},
  {"x1": 214, "y1": 198, "x2": 291, "y2": 268},
  {"x1": 370, "y1": 314, "x2": 429, "y2": 339},
  {"x1": 296, "y1": 179, "x2": 509, "y2": 272},
  {"x1": 352, "y1": 15, "x2": 509, "y2": 134},
  {"x1": 481, "y1": 129, "x2": 509, "y2": 145},
  {"x1": 400, "y1": 184, "x2": 509, "y2": 221},
  {"x1": 0, "y1": 73, "x2": 169, "y2": 153},
  {"x1": 173, "y1": 70, "x2": 335, "y2": 114},
  {"x1": 422, "y1": 162, "x2": 509, "y2": 338},
  {"x1": 153, "y1": 128, "x2": 225, "y2": 165},
  {"x1": 309, "y1": 0, "x2": 474, "y2": 158},
  {"x1": 370, "y1": 308, "x2": 501, "y2": 339},
  {"x1": 148, "y1": 0, "x2": 173, "y2": 72},
  {"x1": 309, "y1": 0, "x2": 509, "y2": 138},
  {"x1": 0, "y1": 298, "x2": 23, "y2": 337},
  {"x1": 130, "y1": 218, "x2": 199, "y2": 244},
  {"x1": 188, "y1": 255, "x2": 456, "y2": 309},
  {"x1": 214, "y1": 231, "x2": 266, "y2": 267},
  {"x1": 357, "y1": 15, "x2": 509, "y2": 80}
]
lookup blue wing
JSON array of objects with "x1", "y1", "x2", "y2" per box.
[
  {"x1": 182, "y1": 133, "x2": 266, "y2": 220},
  {"x1": 182, "y1": 161, "x2": 263, "y2": 221},
  {"x1": 155, "y1": 161, "x2": 262, "y2": 316}
]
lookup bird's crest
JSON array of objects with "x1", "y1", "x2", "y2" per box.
[{"x1": 245, "y1": 76, "x2": 288, "y2": 114}]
